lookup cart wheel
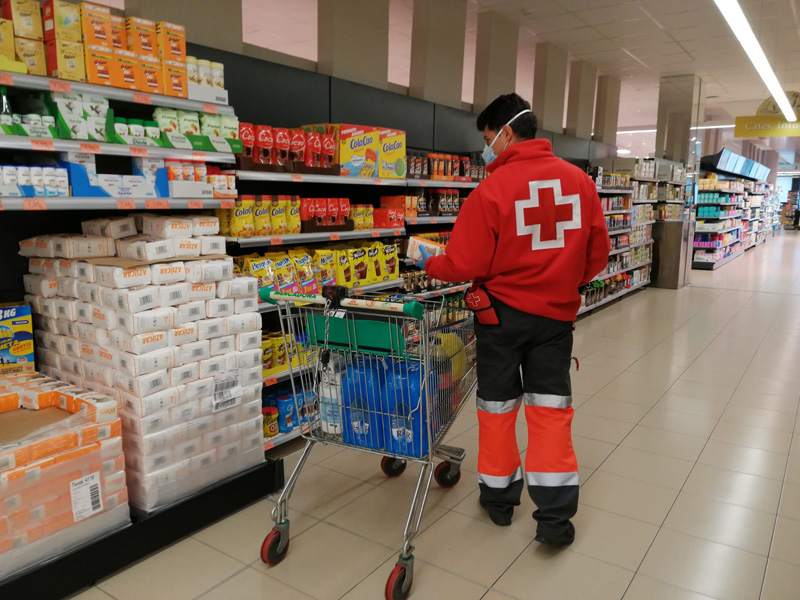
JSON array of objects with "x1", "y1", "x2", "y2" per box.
[
  {"x1": 385, "y1": 564, "x2": 411, "y2": 600},
  {"x1": 381, "y1": 457, "x2": 407, "y2": 478},
  {"x1": 434, "y1": 461, "x2": 461, "y2": 488},
  {"x1": 261, "y1": 528, "x2": 289, "y2": 566}
]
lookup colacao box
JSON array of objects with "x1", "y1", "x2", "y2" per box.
[
  {"x1": 324, "y1": 124, "x2": 380, "y2": 178},
  {"x1": 0, "y1": 303, "x2": 34, "y2": 375},
  {"x1": 140, "y1": 54, "x2": 162, "y2": 95},
  {"x1": 14, "y1": 37, "x2": 45, "y2": 76},
  {"x1": 84, "y1": 44, "x2": 115, "y2": 86},
  {"x1": 126, "y1": 17, "x2": 156, "y2": 58},
  {"x1": 156, "y1": 21, "x2": 185, "y2": 62},
  {"x1": 109, "y1": 15, "x2": 126, "y2": 50},
  {"x1": 162, "y1": 59, "x2": 187, "y2": 98},
  {"x1": 378, "y1": 128, "x2": 406, "y2": 179},
  {"x1": 0, "y1": 18, "x2": 14, "y2": 61},
  {"x1": 114, "y1": 49, "x2": 141, "y2": 90},
  {"x1": 79, "y1": 2, "x2": 111, "y2": 48},
  {"x1": 42, "y1": 0, "x2": 81, "y2": 43},
  {"x1": 46, "y1": 38, "x2": 85, "y2": 82},
  {"x1": 2, "y1": 0, "x2": 43, "y2": 41}
]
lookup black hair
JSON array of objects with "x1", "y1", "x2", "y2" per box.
[{"x1": 476, "y1": 93, "x2": 538, "y2": 140}]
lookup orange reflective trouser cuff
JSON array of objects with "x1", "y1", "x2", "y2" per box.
[{"x1": 477, "y1": 396, "x2": 523, "y2": 489}]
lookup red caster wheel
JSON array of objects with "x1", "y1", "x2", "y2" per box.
[
  {"x1": 381, "y1": 456, "x2": 407, "y2": 478},
  {"x1": 434, "y1": 461, "x2": 461, "y2": 488},
  {"x1": 385, "y1": 563, "x2": 411, "y2": 600},
  {"x1": 261, "y1": 527, "x2": 289, "y2": 566}
]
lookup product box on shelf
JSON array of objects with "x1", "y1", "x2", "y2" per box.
[
  {"x1": 114, "y1": 49, "x2": 141, "y2": 90},
  {"x1": 126, "y1": 17, "x2": 156, "y2": 58},
  {"x1": 319, "y1": 124, "x2": 379, "y2": 178},
  {"x1": 84, "y1": 44, "x2": 115, "y2": 87},
  {"x1": 2, "y1": 0, "x2": 43, "y2": 41},
  {"x1": 14, "y1": 37, "x2": 46, "y2": 76},
  {"x1": 45, "y1": 38, "x2": 86, "y2": 82},
  {"x1": 0, "y1": 302, "x2": 33, "y2": 375},
  {"x1": 0, "y1": 18, "x2": 13, "y2": 60},
  {"x1": 162, "y1": 59, "x2": 187, "y2": 98},
  {"x1": 42, "y1": 0, "x2": 81, "y2": 43},
  {"x1": 156, "y1": 21, "x2": 185, "y2": 62},
  {"x1": 140, "y1": 54, "x2": 163, "y2": 95},
  {"x1": 378, "y1": 128, "x2": 406, "y2": 179},
  {"x1": 109, "y1": 15, "x2": 126, "y2": 50},
  {"x1": 79, "y1": 2, "x2": 112, "y2": 48}
]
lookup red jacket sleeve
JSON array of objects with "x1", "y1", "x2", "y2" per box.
[
  {"x1": 579, "y1": 186, "x2": 611, "y2": 286},
  {"x1": 425, "y1": 187, "x2": 497, "y2": 283}
]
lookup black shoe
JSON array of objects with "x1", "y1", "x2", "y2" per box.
[
  {"x1": 535, "y1": 521, "x2": 575, "y2": 547},
  {"x1": 479, "y1": 499, "x2": 512, "y2": 526}
]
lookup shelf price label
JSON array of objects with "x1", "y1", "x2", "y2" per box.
[
  {"x1": 192, "y1": 152, "x2": 206, "y2": 162},
  {"x1": 129, "y1": 146, "x2": 149, "y2": 157},
  {"x1": 23, "y1": 199, "x2": 46, "y2": 210},
  {"x1": 145, "y1": 199, "x2": 170, "y2": 209},
  {"x1": 264, "y1": 376, "x2": 278, "y2": 387},
  {"x1": 291, "y1": 174, "x2": 303, "y2": 183},
  {"x1": 116, "y1": 199, "x2": 136, "y2": 210},
  {"x1": 408, "y1": 218, "x2": 417, "y2": 225},
  {"x1": 133, "y1": 92, "x2": 152, "y2": 105},
  {"x1": 220, "y1": 200, "x2": 234, "y2": 209},
  {"x1": 371, "y1": 231, "x2": 380, "y2": 238},
  {"x1": 202, "y1": 103, "x2": 219, "y2": 114},
  {"x1": 0, "y1": 73, "x2": 14, "y2": 86},
  {"x1": 0, "y1": 199, "x2": 4, "y2": 210},
  {"x1": 374, "y1": 179, "x2": 383, "y2": 185},
  {"x1": 270, "y1": 237, "x2": 283, "y2": 245},
  {"x1": 419, "y1": 181, "x2": 428, "y2": 187},
  {"x1": 48, "y1": 80, "x2": 71, "y2": 93},
  {"x1": 187, "y1": 200, "x2": 203, "y2": 209},
  {"x1": 31, "y1": 139, "x2": 54, "y2": 152},
  {"x1": 393, "y1": 229, "x2": 402, "y2": 236},
  {"x1": 329, "y1": 233, "x2": 340, "y2": 241},
  {"x1": 80, "y1": 143, "x2": 101, "y2": 154}
]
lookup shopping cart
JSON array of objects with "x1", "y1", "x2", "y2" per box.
[{"x1": 258, "y1": 285, "x2": 477, "y2": 600}]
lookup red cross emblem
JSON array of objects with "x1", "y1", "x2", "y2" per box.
[
  {"x1": 516, "y1": 179, "x2": 581, "y2": 250},
  {"x1": 466, "y1": 292, "x2": 481, "y2": 309}
]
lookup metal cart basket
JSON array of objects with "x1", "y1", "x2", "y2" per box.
[{"x1": 258, "y1": 286, "x2": 477, "y2": 600}]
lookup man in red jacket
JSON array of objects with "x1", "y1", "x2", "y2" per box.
[{"x1": 416, "y1": 93, "x2": 609, "y2": 546}]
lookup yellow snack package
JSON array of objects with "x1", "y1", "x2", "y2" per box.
[
  {"x1": 270, "y1": 197, "x2": 287, "y2": 235},
  {"x1": 364, "y1": 205, "x2": 374, "y2": 230},
  {"x1": 383, "y1": 241, "x2": 398, "y2": 278},
  {"x1": 314, "y1": 249, "x2": 336, "y2": 287},
  {"x1": 332, "y1": 249, "x2": 353, "y2": 288},
  {"x1": 352, "y1": 205, "x2": 365, "y2": 230},
  {"x1": 253, "y1": 195, "x2": 272, "y2": 237},
  {"x1": 215, "y1": 207, "x2": 230, "y2": 235},
  {"x1": 269, "y1": 252, "x2": 300, "y2": 293},
  {"x1": 366, "y1": 242, "x2": 383, "y2": 284},
  {"x1": 286, "y1": 196, "x2": 301, "y2": 234},
  {"x1": 289, "y1": 249, "x2": 320, "y2": 295},
  {"x1": 242, "y1": 255, "x2": 275, "y2": 292},
  {"x1": 230, "y1": 196, "x2": 254, "y2": 237},
  {"x1": 261, "y1": 334, "x2": 273, "y2": 371},
  {"x1": 347, "y1": 247, "x2": 369, "y2": 287}
]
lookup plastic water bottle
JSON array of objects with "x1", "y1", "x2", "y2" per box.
[{"x1": 319, "y1": 356, "x2": 344, "y2": 435}]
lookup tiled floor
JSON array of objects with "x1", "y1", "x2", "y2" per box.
[{"x1": 73, "y1": 232, "x2": 800, "y2": 600}]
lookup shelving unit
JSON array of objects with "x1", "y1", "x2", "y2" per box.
[
  {"x1": 578, "y1": 279, "x2": 650, "y2": 315},
  {"x1": 693, "y1": 249, "x2": 745, "y2": 270},
  {"x1": 406, "y1": 216, "x2": 458, "y2": 225},
  {"x1": 228, "y1": 228, "x2": 405, "y2": 248},
  {"x1": 0, "y1": 197, "x2": 236, "y2": 211},
  {"x1": 236, "y1": 170, "x2": 479, "y2": 188},
  {"x1": 592, "y1": 260, "x2": 652, "y2": 282},
  {"x1": 405, "y1": 283, "x2": 470, "y2": 300}
]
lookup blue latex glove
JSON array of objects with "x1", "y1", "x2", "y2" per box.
[{"x1": 414, "y1": 245, "x2": 433, "y2": 269}]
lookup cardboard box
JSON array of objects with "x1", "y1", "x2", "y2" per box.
[
  {"x1": 114, "y1": 49, "x2": 140, "y2": 90},
  {"x1": 126, "y1": 16, "x2": 156, "y2": 58},
  {"x1": 140, "y1": 54, "x2": 162, "y2": 95},
  {"x1": 405, "y1": 236, "x2": 446, "y2": 263},
  {"x1": 80, "y1": 2, "x2": 111, "y2": 48},
  {"x1": 109, "y1": 14, "x2": 125, "y2": 50},
  {"x1": 46, "y1": 38, "x2": 85, "y2": 82},
  {"x1": 0, "y1": 303, "x2": 33, "y2": 376},
  {"x1": 14, "y1": 36, "x2": 45, "y2": 75},
  {"x1": 42, "y1": 0, "x2": 81, "y2": 43},
  {"x1": 156, "y1": 20, "x2": 184, "y2": 62},
  {"x1": 324, "y1": 124, "x2": 380, "y2": 178},
  {"x1": 2, "y1": 0, "x2": 43, "y2": 41},
  {"x1": 84, "y1": 43, "x2": 114, "y2": 86},
  {"x1": 378, "y1": 129, "x2": 406, "y2": 179},
  {"x1": 162, "y1": 59, "x2": 186, "y2": 98},
  {"x1": 0, "y1": 18, "x2": 13, "y2": 60}
]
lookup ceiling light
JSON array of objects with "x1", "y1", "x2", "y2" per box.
[
  {"x1": 694, "y1": 124, "x2": 735, "y2": 130},
  {"x1": 617, "y1": 129, "x2": 657, "y2": 134},
  {"x1": 617, "y1": 148, "x2": 632, "y2": 155},
  {"x1": 714, "y1": 0, "x2": 796, "y2": 122}
]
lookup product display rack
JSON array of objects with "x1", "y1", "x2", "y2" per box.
[
  {"x1": 591, "y1": 259, "x2": 652, "y2": 283},
  {"x1": 406, "y1": 216, "x2": 458, "y2": 225},
  {"x1": 693, "y1": 249, "x2": 745, "y2": 270},
  {"x1": 235, "y1": 170, "x2": 480, "y2": 188},
  {"x1": 228, "y1": 228, "x2": 405, "y2": 248},
  {"x1": 578, "y1": 279, "x2": 651, "y2": 315},
  {"x1": 405, "y1": 283, "x2": 471, "y2": 300},
  {"x1": 0, "y1": 197, "x2": 237, "y2": 211}
]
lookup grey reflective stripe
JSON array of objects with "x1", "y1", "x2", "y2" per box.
[
  {"x1": 477, "y1": 467, "x2": 524, "y2": 488},
  {"x1": 523, "y1": 393, "x2": 572, "y2": 409},
  {"x1": 526, "y1": 471, "x2": 579, "y2": 487},
  {"x1": 476, "y1": 395, "x2": 521, "y2": 414}
]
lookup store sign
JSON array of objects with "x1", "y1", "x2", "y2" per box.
[{"x1": 734, "y1": 114, "x2": 800, "y2": 137}]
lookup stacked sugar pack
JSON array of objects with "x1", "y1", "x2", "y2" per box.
[
  {"x1": 0, "y1": 373, "x2": 129, "y2": 582},
  {"x1": 19, "y1": 214, "x2": 264, "y2": 514}
]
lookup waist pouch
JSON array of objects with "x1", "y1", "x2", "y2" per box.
[{"x1": 465, "y1": 284, "x2": 499, "y2": 326}]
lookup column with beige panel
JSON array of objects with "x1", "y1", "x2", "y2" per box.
[{"x1": 472, "y1": 11, "x2": 519, "y2": 113}]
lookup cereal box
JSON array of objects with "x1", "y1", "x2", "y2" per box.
[
  {"x1": 42, "y1": 0, "x2": 81, "y2": 43},
  {"x1": 2, "y1": 0, "x2": 43, "y2": 41},
  {"x1": 0, "y1": 302, "x2": 34, "y2": 375},
  {"x1": 378, "y1": 129, "x2": 406, "y2": 179},
  {"x1": 324, "y1": 124, "x2": 380, "y2": 178},
  {"x1": 79, "y1": 2, "x2": 111, "y2": 48},
  {"x1": 45, "y1": 38, "x2": 85, "y2": 82}
]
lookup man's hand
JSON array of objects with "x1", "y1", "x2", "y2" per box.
[{"x1": 414, "y1": 246, "x2": 433, "y2": 269}]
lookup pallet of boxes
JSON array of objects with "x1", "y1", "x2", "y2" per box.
[{"x1": 18, "y1": 213, "x2": 264, "y2": 517}]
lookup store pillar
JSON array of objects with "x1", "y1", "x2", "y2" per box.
[
  {"x1": 532, "y1": 42, "x2": 568, "y2": 133},
  {"x1": 318, "y1": 0, "x2": 390, "y2": 89},
  {"x1": 409, "y1": 0, "x2": 467, "y2": 109},
  {"x1": 594, "y1": 74, "x2": 620, "y2": 146},
  {"x1": 565, "y1": 61, "x2": 596, "y2": 140},
  {"x1": 655, "y1": 75, "x2": 703, "y2": 163},
  {"x1": 125, "y1": 0, "x2": 243, "y2": 53},
  {"x1": 702, "y1": 128, "x2": 722, "y2": 156},
  {"x1": 472, "y1": 11, "x2": 518, "y2": 113}
]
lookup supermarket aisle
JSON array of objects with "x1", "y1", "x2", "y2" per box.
[{"x1": 75, "y1": 231, "x2": 800, "y2": 600}]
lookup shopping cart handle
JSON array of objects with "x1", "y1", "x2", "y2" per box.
[
  {"x1": 403, "y1": 301, "x2": 425, "y2": 320},
  {"x1": 259, "y1": 288, "x2": 325, "y2": 305}
]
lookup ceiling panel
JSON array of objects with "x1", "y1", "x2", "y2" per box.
[
  {"x1": 593, "y1": 18, "x2": 664, "y2": 38},
  {"x1": 538, "y1": 26, "x2": 604, "y2": 43},
  {"x1": 573, "y1": 4, "x2": 652, "y2": 25},
  {"x1": 520, "y1": 12, "x2": 588, "y2": 32}
]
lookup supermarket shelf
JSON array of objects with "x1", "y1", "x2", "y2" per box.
[
  {"x1": 608, "y1": 239, "x2": 655, "y2": 256},
  {"x1": 665, "y1": 181, "x2": 686, "y2": 186},
  {"x1": 695, "y1": 225, "x2": 741, "y2": 234},
  {"x1": 406, "y1": 216, "x2": 458, "y2": 225},
  {"x1": 608, "y1": 228, "x2": 632, "y2": 236},
  {"x1": 633, "y1": 220, "x2": 656, "y2": 226},
  {"x1": 699, "y1": 189, "x2": 741, "y2": 194},
  {"x1": 696, "y1": 212, "x2": 742, "y2": 220},
  {"x1": 632, "y1": 176, "x2": 659, "y2": 182},
  {"x1": 657, "y1": 219, "x2": 685, "y2": 222},
  {"x1": 258, "y1": 302, "x2": 279, "y2": 314},
  {"x1": 578, "y1": 279, "x2": 650, "y2": 315},
  {"x1": 654, "y1": 200, "x2": 685, "y2": 204},
  {"x1": 592, "y1": 259, "x2": 653, "y2": 283},
  {"x1": 411, "y1": 179, "x2": 480, "y2": 189},
  {"x1": 236, "y1": 171, "x2": 480, "y2": 188},
  {"x1": 0, "y1": 71, "x2": 235, "y2": 115},
  {"x1": 745, "y1": 238, "x2": 766, "y2": 250},
  {"x1": 264, "y1": 427, "x2": 303, "y2": 451},
  {"x1": 604, "y1": 209, "x2": 633, "y2": 215},
  {"x1": 0, "y1": 197, "x2": 236, "y2": 211},
  {"x1": 631, "y1": 239, "x2": 655, "y2": 249},
  {"x1": 597, "y1": 187, "x2": 634, "y2": 194},
  {"x1": 633, "y1": 198, "x2": 659, "y2": 203},
  {"x1": 697, "y1": 202, "x2": 741, "y2": 207},
  {"x1": 693, "y1": 237, "x2": 742, "y2": 249},
  {"x1": 230, "y1": 228, "x2": 405, "y2": 248},
  {"x1": 0, "y1": 134, "x2": 236, "y2": 163},
  {"x1": 349, "y1": 278, "x2": 404, "y2": 294},
  {"x1": 692, "y1": 249, "x2": 744, "y2": 270},
  {"x1": 406, "y1": 283, "x2": 470, "y2": 300},
  {"x1": 264, "y1": 363, "x2": 313, "y2": 387}
]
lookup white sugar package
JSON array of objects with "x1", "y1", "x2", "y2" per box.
[
  {"x1": 234, "y1": 297, "x2": 258, "y2": 314},
  {"x1": 168, "y1": 322, "x2": 198, "y2": 346},
  {"x1": 56, "y1": 318, "x2": 78, "y2": 338},
  {"x1": 39, "y1": 298, "x2": 57, "y2": 318},
  {"x1": 63, "y1": 336, "x2": 81, "y2": 358},
  {"x1": 185, "y1": 258, "x2": 233, "y2": 283},
  {"x1": 53, "y1": 235, "x2": 116, "y2": 258},
  {"x1": 18, "y1": 237, "x2": 37, "y2": 256},
  {"x1": 200, "y1": 236, "x2": 225, "y2": 255},
  {"x1": 235, "y1": 349, "x2": 262, "y2": 370},
  {"x1": 92, "y1": 306, "x2": 117, "y2": 330},
  {"x1": 206, "y1": 298, "x2": 234, "y2": 318},
  {"x1": 99, "y1": 286, "x2": 118, "y2": 309},
  {"x1": 175, "y1": 301, "x2": 206, "y2": 325},
  {"x1": 151, "y1": 261, "x2": 186, "y2": 285},
  {"x1": 209, "y1": 335, "x2": 234, "y2": 356},
  {"x1": 57, "y1": 259, "x2": 79, "y2": 278},
  {"x1": 82, "y1": 217, "x2": 137, "y2": 239},
  {"x1": 120, "y1": 384, "x2": 178, "y2": 415},
  {"x1": 199, "y1": 356, "x2": 226, "y2": 378},
  {"x1": 114, "y1": 369, "x2": 169, "y2": 398},
  {"x1": 116, "y1": 286, "x2": 161, "y2": 313},
  {"x1": 96, "y1": 265, "x2": 152, "y2": 289},
  {"x1": 216, "y1": 277, "x2": 258, "y2": 299},
  {"x1": 76, "y1": 322, "x2": 96, "y2": 344},
  {"x1": 77, "y1": 282, "x2": 100, "y2": 304},
  {"x1": 191, "y1": 215, "x2": 220, "y2": 236},
  {"x1": 55, "y1": 298, "x2": 79, "y2": 320},
  {"x1": 28, "y1": 258, "x2": 46, "y2": 275},
  {"x1": 117, "y1": 306, "x2": 174, "y2": 334},
  {"x1": 57, "y1": 277, "x2": 79, "y2": 298},
  {"x1": 169, "y1": 362, "x2": 199, "y2": 387},
  {"x1": 76, "y1": 302, "x2": 93, "y2": 323},
  {"x1": 117, "y1": 236, "x2": 175, "y2": 262},
  {"x1": 110, "y1": 329, "x2": 168, "y2": 355},
  {"x1": 34, "y1": 236, "x2": 57, "y2": 257},
  {"x1": 76, "y1": 261, "x2": 96, "y2": 282},
  {"x1": 185, "y1": 377, "x2": 214, "y2": 401},
  {"x1": 236, "y1": 330, "x2": 261, "y2": 351},
  {"x1": 118, "y1": 347, "x2": 180, "y2": 377},
  {"x1": 23, "y1": 274, "x2": 58, "y2": 297},
  {"x1": 179, "y1": 340, "x2": 209, "y2": 363},
  {"x1": 84, "y1": 362, "x2": 115, "y2": 387},
  {"x1": 159, "y1": 282, "x2": 191, "y2": 307},
  {"x1": 24, "y1": 294, "x2": 42, "y2": 314},
  {"x1": 240, "y1": 365, "x2": 262, "y2": 387},
  {"x1": 226, "y1": 313, "x2": 261, "y2": 335},
  {"x1": 175, "y1": 237, "x2": 201, "y2": 257},
  {"x1": 141, "y1": 215, "x2": 193, "y2": 239},
  {"x1": 94, "y1": 325, "x2": 112, "y2": 347},
  {"x1": 197, "y1": 317, "x2": 226, "y2": 340},
  {"x1": 189, "y1": 283, "x2": 216, "y2": 301}
]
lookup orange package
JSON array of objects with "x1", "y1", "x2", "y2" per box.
[
  {"x1": 162, "y1": 59, "x2": 186, "y2": 98},
  {"x1": 84, "y1": 44, "x2": 115, "y2": 86},
  {"x1": 126, "y1": 16, "x2": 156, "y2": 58},
  {"x1": 79, "y1": 419, "x2": 121, "y2": 445},
  {"x1": 0, "y1": 392, "x2": 18, "y2": 413},
  {"x1": 114, "y1": 49, "x2": 141, "y2": 90},
  {"x1": 110, "y1": 14, "x2": 126, "y2": 50},
  {"x1": 156, "y1": 20, "x2": 185, "y2": 62},
  {"x1": 79, "y1": 2, "x2": 112, "y2": 48},
  {"x1": 140, "y1": 54, "x2": 163, "y2": 95}
]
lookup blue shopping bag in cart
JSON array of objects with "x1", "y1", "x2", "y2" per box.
[
  {"x1": 384, "y1": 362, "x2": 437, "y2": 458},
  {"x1": 341, "y1": 358, "x2": 386, "y2": 450}
]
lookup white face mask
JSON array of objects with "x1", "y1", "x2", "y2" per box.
[{"x1": 481, "y1": 109, "x2": 531, "y2": 165}]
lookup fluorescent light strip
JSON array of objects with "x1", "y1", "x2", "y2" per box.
[
  {"x1": 617, "y1": 125, "x2": 735, "y2": 135},
  {"x1": 714, "y1": 0, "x2": 796, "y2": 122}
]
